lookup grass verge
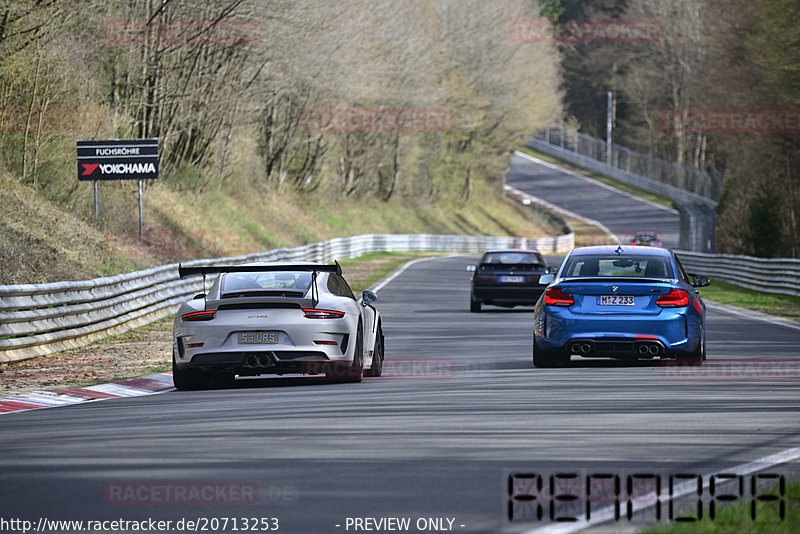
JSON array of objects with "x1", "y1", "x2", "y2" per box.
[
  {"x1": 0, "y1": 174, "x2": 559, "y2": 285},
  {"x1": 643, "y1": 479, "x2": 799, "y2": 533},
  {"x1": 700, "y1": 280, "x2": 800, "y2": 323}
]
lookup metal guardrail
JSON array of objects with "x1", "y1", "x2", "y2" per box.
[
  {"x1": 0, "y1": 232, "x2": 575, "y2": 363},
  {"x1": 675, "y1": 250, "x2": 800, "y2": 297},
  {"x1": 527, "y1": 127, "x2": 721, "y2": 207}
]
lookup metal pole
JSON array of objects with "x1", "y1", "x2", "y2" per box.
[
  {"x1": 138, "y1": 179, "x2": 143, "y2": 241},
  {"x1": 94, "y1": 181, "x2": 98, "y2": 219},
  {"x1": 606, "y1": 91, "x2": 613, "y2": 164}
]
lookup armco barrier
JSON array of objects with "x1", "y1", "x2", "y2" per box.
[
  {"x1": 0, "y1": 233, "x2": 574, "y2": 363},
  {"x1": 675, "y1": 250, "x2": 800, "y2": 297}
]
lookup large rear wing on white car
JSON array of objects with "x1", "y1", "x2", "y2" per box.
[{"x1": 177, "y1": 262, "x2": 343, "y2": 308}]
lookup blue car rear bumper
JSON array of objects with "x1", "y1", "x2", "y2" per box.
[{"x1": 535, "y1": 307, "x2": 703, "y2": 356}]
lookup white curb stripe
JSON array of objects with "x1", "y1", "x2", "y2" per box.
[{"x1": 0, "y1": 372, "x2": 174, "y2": 414}]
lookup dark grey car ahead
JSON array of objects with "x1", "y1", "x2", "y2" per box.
[{"x1": 467, "y1": 250, "x2": 549, "y2": 312}]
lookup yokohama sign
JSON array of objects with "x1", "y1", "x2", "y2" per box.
[{"x1": 77, "y1": 139, "x2": 159, "y2": 181}]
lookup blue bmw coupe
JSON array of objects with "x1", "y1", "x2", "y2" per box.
[{"x1": 532, "y1": 245, "x2": 710, "y2": 367}]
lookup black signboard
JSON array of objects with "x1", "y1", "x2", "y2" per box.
[{"x1": 77, "y1": 138, "x2": 159, "y2": 181}]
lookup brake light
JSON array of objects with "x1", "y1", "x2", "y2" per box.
[
  {"x1": 544, "y1": 288, "x2": 574, "y2": 306},
  {"x1": 475, "y1": 274, "x2": 496, "y2": 282},
  {"x1": 303, "y1": 309, "x2": 345, "y2": 319},
  {"x1": 181, "y1": 310, "x2": 216, "y2": 321},
  {"x1": 656, "y1": 289, "x2": 690, "y2": 307}
]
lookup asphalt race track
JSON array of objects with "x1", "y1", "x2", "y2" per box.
[
  {"x1": 507, "y1": 153, "x2": 681, "y2": 248},
  {"x1": 1, "y1": 158, "x2": 799, "y2": 534}
]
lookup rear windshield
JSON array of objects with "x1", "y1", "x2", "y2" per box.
[
  {"x1": 480, "y1": 252, "x2": 545, "y2": 269},
  {"x1": 561, "y1": 255, "x2": 673, "y2": 278},
  {"x1": 222, "y1": 271, "x2": 313, "y2": 292}
]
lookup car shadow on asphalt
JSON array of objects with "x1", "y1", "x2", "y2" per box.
[
  {"x1": 558, "y1": 358, "x2": 664, "y2": 368},
  {"x1": 228, "y1": 375, "x2": 365, "y2": 389}
]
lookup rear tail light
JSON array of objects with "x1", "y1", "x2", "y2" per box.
[
  {"x1": 474, "y1": 274, "x2": 496, "y2": 282},
  {"x1": 656, "y1": 289, "x2": 690, "y2": 307},
  {"x1": 314, "y1": 340, "x2": 339, "y2": 346},
  {"x1": 181, "y1": 310, "x2": 216, "y2": 321},
  {"x1": 544, "y1": 288, "x2": 574, "y2": 306},
  {"x1": 303, "y1": 309, "x2": 345, "y2": 319}
]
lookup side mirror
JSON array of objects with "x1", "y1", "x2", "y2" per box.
[
  {"x1": 538, "y1": 273, "x2": 555, "y2": 285},
  {"x1": 688, "y1": 273, "x2": 710, "y2": 288},
  {"x1": 466, "y1": 265, "x2": 476, "y2": 272},
  {"x1": 362, "y1": 290, "x2": 378, "y2": 303}
]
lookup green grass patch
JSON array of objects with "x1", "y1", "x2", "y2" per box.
[
  {"x1": 643, "y1": 479, "x2": 800, "y2": 533},
  {"x1": 699, "y1": 279, "x2": 800, "y2": 322},
  {"x1": 519, "y1": 146, "x2": 675, "y2": 209}
]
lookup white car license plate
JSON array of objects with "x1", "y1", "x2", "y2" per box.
[
  {"x1": 499, "y1": 275, "x2": 525, "y2": 283},
  {"x1": 239, "y1": 332, "x2": 279, "y2": 344},
  {"x1": 599, "y1": 295, "x2": 635, "y2": 305}
]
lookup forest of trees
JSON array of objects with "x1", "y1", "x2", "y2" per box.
[
  {"x1": 556, "y1": 0, "x2": 799, "y2": 257},
  {"x1": 0, "y1": 0, "x2": 560, "y2": 208},
  {"x1": 1, "y1": 0, "x2": 797, "y2": 257}
]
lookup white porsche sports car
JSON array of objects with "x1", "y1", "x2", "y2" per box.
[{"x1": 172, "y1": 262, "x2": 384, "y2": 389}]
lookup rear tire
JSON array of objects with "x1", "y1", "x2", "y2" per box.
[
  {"x1": 172, "y1": 354, "x2": 211, "y2": 390},
  {"x1": 532, "y1": 335, "x2": 565, "y2": 368},
  {"x1": 678, "y1": 331, "x2": 705, "y2": 367},
  {"x1": 365, "y1": 324, "x2": 384, "y2": 377},
  {"x1": 344, "y1": 324, "x2": 364, "y2": 382},
  {"x1": 470, "y1": 298, "x2": 481, "y2": 313}
]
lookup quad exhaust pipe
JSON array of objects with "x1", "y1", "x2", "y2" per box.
[
  {"x1": 567, "y1": 339, "x2": 664, "y2": 357},
  {"x1": 568, "y1": 342, "x2": 593, "y2": 355},
  {"x1": 637, "y1": 342, "x2": 663, "y2": 356}
]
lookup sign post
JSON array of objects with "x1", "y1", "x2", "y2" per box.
[{"x1": 77, "y1": 138, "x2": 159, "y2": 239}]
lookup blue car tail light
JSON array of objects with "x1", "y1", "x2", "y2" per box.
[
  {"x1": 544, "y1": 287, "x2": 574, "y2": 306},
  {"x1": 656, "y1": 289, "x2": 690, "y2": 308}
]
